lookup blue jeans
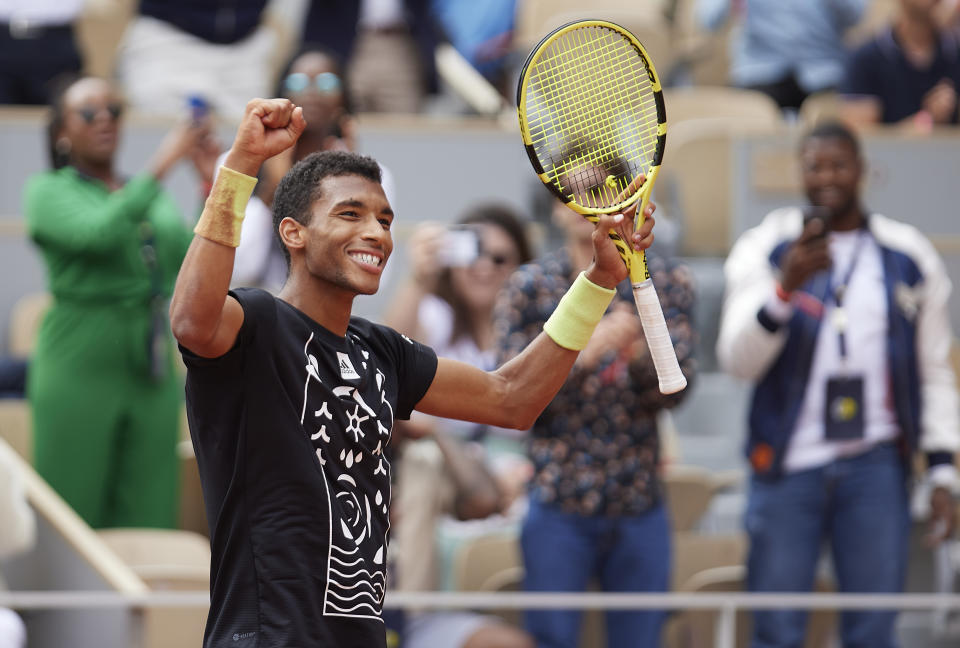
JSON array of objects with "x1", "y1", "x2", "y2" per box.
[
  {"x1": 746, "y1": 443, "x2": 909, "y2": 648},
  {"x1": 521, "y1": 499, "x2": 671, "y2": 648}
]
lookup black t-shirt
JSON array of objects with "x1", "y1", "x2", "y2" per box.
[
  {"x1": 181, "y1": 288, "x2": 437, "y2": 647},
  {"x1": 842, "y1": 28, "x2": 960, "y2": 124}
]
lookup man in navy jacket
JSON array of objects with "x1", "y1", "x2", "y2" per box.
[{"x1": 717, "y1": 121, "x2": 959, "y2": 647}]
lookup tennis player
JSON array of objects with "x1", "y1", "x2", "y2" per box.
[{"x1": 169, "y1": 98, "x2": 657, "y2": 647}]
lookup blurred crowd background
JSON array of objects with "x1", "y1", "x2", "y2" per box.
[{"x1": 1, "y1": 0, "x2": 960, "y2": 647}]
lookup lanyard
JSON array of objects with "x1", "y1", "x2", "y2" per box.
[{"x1": 828, "y1": 230, "x2": 868, "y2": 361}]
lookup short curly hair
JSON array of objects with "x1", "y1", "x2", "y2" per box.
[
  {"x1": 799, "y1": 120, "x2": 861, "y2": 157},
  {"x1": 272, "y1": 150, "x2": 383, "y2": 268}
]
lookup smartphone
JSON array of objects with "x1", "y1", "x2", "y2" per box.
[
  {"x1": 187, "y1": 95, "x2": 210, "y2": 124},
  {"x1": 438, "y1": 225, "x2": 480, "y2": 267},
  {"x1": 802, "y1": 206, "x2": 830, "y2": 239}
]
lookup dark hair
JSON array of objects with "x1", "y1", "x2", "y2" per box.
[
  {"x1": 272, "y1": 150, "x2": 383, "y2": 267},
  {"x1": 45, "y1": 73, "x2": 83, "y2": 169},
  {"x1": 460, "y1": 203, "x2": 533, "y2": 266},
  {"x1": 800, "y1": 120, "x2": 861, "y2": 157},
  {"x1": 434, "y1": 203, "x2": 533, "y2": 345}
]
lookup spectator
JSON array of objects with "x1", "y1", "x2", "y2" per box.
[
  {"x1": 431, "y1": 0, "x2": 517, "y2": 94},
  {"x1": 24, "y1": 76, "x2": 217, "y2": 528},
  {"x1": 716, "y1": 121, "x2": 960, "y2": 647},
  {"x1": 0, "y1": 437, "x2": 34, "y2": 648},
  {"x1": 0, "y1": 0, "x2": 84, "y2": 105},
  {"x1": 116, "y1": 0, "x2": 276, "y2": 119},
  {"x1": 841, "y1": 0, "x2": 960, "y2": 128},
  {"x1": 231, "y1": 46, "x2": 397, "y2": 293},
  {"x1": 384, "y1": 204, "x2": 535, "y2": 648},
  {"x1": 302, "y1": 0, "x2": 440, "y2": 113},
  {"x1": 697, "y1": 0, "x2": 869, "y2": 110},
  {"x1": 494, "y1": 175, "x2": 696, "y2": 648}
]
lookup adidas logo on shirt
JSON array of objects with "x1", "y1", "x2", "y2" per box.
[{"x1": 337, "y1": 352, "x2": 360, "y2": 380}]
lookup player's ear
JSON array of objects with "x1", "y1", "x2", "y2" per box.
[{"x1": 279, "y1": 217, "x2": 306, "y2": 254}]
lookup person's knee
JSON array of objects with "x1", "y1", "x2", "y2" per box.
[{"x1": 462, "y1": 624, "x2": 535, "y2": 648}]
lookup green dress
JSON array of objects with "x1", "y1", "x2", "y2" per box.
[{"x1": 24, "y1": 166, "x2": 193, "y2": 528}]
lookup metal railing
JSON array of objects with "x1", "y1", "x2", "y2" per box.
[{"x1": 3, "y1": 590, "x2": 960, "y2": 648}]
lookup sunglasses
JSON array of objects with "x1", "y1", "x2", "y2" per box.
[
  {"x1": 283, "y1": 72, "x2": 342, "y2": 95},
  {"x1": 75, "y1": 103, "x2": 123, "y2": 124}
]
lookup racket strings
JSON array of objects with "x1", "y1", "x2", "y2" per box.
[{"x1": 522, "y1": 26, "x2": 661, "y2": 210}]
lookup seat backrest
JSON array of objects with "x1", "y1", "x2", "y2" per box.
[
  {"x1": 0, "y1": 399, "x2": 31, "y2": 462},
  {"x1": 74, "y1": 0, "x2": 136, "y2": 78},
  {"x1": 96, "y1": 528, "x2": 211, "y2": 589},
  {"x1": 513, "y1": 3, "x2": 675, "y2": 72},
  {"x1": 663, "y1": 86, "x2": 783, "y2": 129},
  {"x1": 798, "y1": 92, "x2": 844, "y2": 129},
  {"x1": 452, "y1": 532, "x2": 522, "y2": 592},
  {"x1": 677, "y1": 565, "x2": 837, "y2": 648},
  {"x1": 672, "y1": 531, "x2": 747, "y2": 591},
  {"x1": 7, "y1": 292, "x2": 51, "y2": 358},
  {"x1": 97, "y1": 527, "x2": 211, "y2": 648},
  {"x1": 656, "y1": 119, "x2": 785, "y2": 256},
  {"x1": 662, "y1": 464, "x2": 717, "y2": 531}
]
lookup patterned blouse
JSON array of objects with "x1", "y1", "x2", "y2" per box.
[{"x1": 494, "y1": 248, "x2": 697, "y2": 516}]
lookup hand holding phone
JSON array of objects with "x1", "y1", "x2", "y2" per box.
[
  {"x1": 781, "y1": 208, "x2": 832, "y2": 292},
  {"x1": 187, "y1": 95, "x2": 210, "y2": 125},
  {"x1": 438, "y1": 225, "x2": 480, "y2": 267}
]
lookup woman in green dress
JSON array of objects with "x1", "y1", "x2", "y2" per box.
[{"x1": 24, "y1": 76, "x2": 217, "y2": 528}]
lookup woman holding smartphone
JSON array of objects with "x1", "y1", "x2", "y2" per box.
[{"x1": 24, "y1": 75, "x2": 217, "y2": 528}]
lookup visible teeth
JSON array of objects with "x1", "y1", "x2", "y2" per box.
[{"x1": 351, "y1": 253, "x2": 381, "y2": 267}]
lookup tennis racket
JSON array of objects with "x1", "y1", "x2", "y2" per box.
[{"x1": 516, "y1": 19, "x2": 686, "y2": 394}]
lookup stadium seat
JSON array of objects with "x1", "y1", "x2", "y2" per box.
[
  {"x1": 0, "y1": 399, "x2": 31, "y2": 462},
  {"x1": 513, "y1": 2, "x2": 675, "y2": 75},
  {"x1": 671, "y1": 531, "x2": 746, "y2": 592},
  {"x1": 7, "y1": 291, "x2": 51, "y2": 358},
  {"x1": 97, "y1": 528, "x2": 210, "y2": 648},
  {"x1": 656, "y1": 119, "x2": 785, "y2": 256},
  {"x1": 452, "y1": 532, "x2": 522, "y2": 592},
  {"x1": 177, "y1": 438, "x2": 209, "y2": 538},
  {"x1": 75, "y1": 0, "x2": 136, "y2": 78},
  {"x1": 798, "y1": 92, "x2": 844, "y2": 129},
  {"x1": 663, "y1": 464, "x2": 743, "y2": 532},
  {"x1": 669, "y1": 565, "x2": 837, "y2": 648},
  {"x1": 662, "y1": 86, "x2": 784, "y2": 130}
]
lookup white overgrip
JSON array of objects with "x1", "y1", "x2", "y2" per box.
[{"x1": 632, "y1": 278, "x2": 687, "y2": 394}]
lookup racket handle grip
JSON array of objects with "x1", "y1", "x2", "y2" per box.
[{"x1": 632, "y1": 278, "x2": 687, "y2": 394}]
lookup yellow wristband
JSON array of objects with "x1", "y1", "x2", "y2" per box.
[
  {"x1": 193, "y1": 166, "x2": 258, "y2": 247},
  {"x1": 543, "y1": 272, "x2": 616, "y2": 351}
]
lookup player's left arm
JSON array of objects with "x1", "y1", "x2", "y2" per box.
[{"x1": 416, "y1": 211, "x2": 654, "y2": 429}]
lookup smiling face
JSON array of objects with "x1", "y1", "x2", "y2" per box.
[
  {"x1": 59, "y1": 77, "x2": 123, "y2": 168},
  {"x1": 290, "y1": 174, "x2": 394, "y2": 297},
  {"x1": 800, "y1": 136, "x2": 863, "y2": 227}
]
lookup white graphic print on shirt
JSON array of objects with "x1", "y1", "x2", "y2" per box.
[{"x1": 298, "y1": 332, "x2": 394, "y2": 621}]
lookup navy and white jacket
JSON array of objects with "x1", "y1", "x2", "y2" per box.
[{"x1": 717, "y1": 207, "x2": 960, "y2": 481}]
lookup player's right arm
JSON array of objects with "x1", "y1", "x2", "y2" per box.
[
  {"x1": 170, "y1": 98, "x2": 305, "y2": 358},
  {"x1": 415, "y1": 211, "x2": 655, "y2": 430}
]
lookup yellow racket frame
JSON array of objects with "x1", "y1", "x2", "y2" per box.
[{"x1": 516, "y1": 19, "x2": 667, "y2": 284}]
